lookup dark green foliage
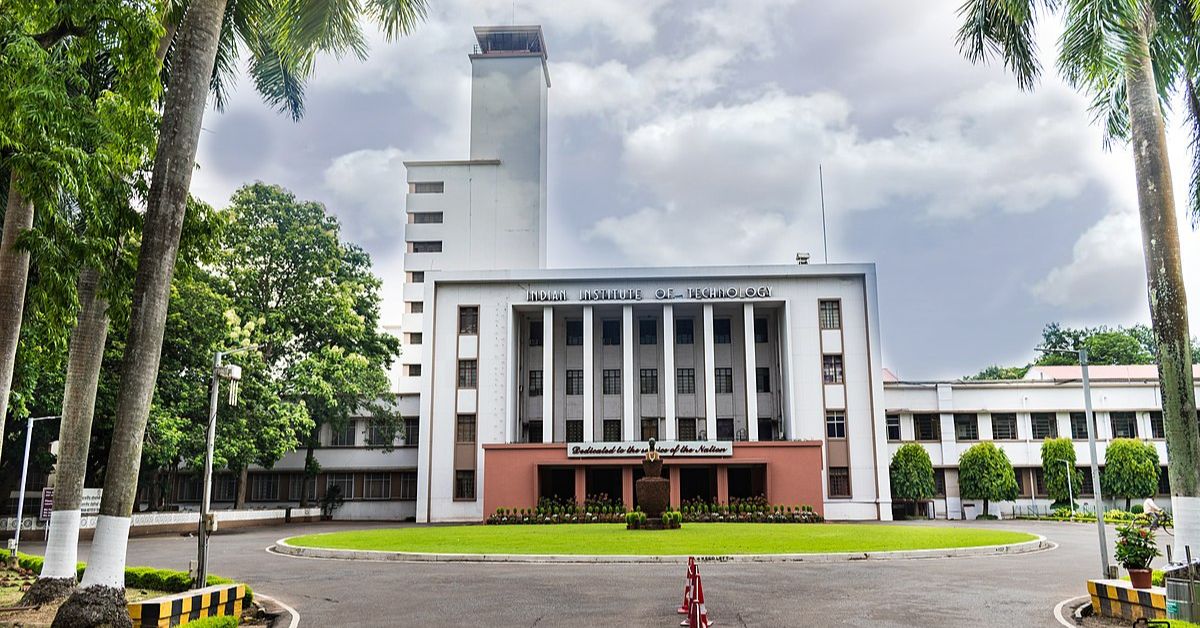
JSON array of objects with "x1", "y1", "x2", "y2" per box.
[
  {"x1": 890, "y1": 443, "x2": 936, "y2": 503},
  {"x1": 1041, "y1": 438, "x2": 1083, "y2": 504},
  {"x1": 1103, "y1": 438, "x2": 1160, "y2": 511},
  {"x1": 958, "y1": 442, "x2": 1019, "y2": 517}
]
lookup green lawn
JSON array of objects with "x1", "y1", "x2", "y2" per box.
[{"x1": 285, "y1": 523, "x2": 1037, "y2": 555}]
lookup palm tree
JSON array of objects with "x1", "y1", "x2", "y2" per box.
[
  {"x1": 54, "y1": 1, "x2": 426, "y2": 624},
  {"x1": 957, "y1": 0, "x2": 1198, "y2": 552},
  {"x1": 0, "y1": 173, "x2": 33, "y2": 468}
]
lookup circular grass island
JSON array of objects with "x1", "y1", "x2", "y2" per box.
[{"x1": 283, "y1": 523, "x2": 1039, "y2": 557}]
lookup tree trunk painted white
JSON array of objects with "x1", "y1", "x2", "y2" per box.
[
  {"x1": 53, "y1": 0, "x2": 230, "y2": 625},
  {"x1": 0, "y1": 170, "x2": 34, "y2": 470},
  {"x1": 1125, "y1": 13, "x2": 1200, "y2": 558}
]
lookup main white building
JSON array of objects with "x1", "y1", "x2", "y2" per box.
[{"x1": 224, "y1": 25, "x2": 1198, "y2": 524}]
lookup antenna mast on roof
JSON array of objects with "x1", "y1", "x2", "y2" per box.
[{"x1": 819, "y1": 164, "x2": 829, "y2": 263}]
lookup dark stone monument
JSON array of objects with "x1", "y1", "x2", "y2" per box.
[{"x1": 635, "y1": 438, "x2": 671, "y2": 529}]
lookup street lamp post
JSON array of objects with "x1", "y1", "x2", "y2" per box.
[
  {"x1": 10, "y1": 415, "x2": 60, "y2": 558},
  {"x1": 196, "y1": 345, "x2": 258, "y2": 588},
  {"x1": 1056, "y1": 458, "x2": 1075, "y2": 518},
  {"x1": 1038, "y1": 347, "x2": 1109, "y2": 578}
]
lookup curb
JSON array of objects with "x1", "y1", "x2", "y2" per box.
[
  {"x1": 256, "y1": 592, "x2": 300, "y2": 628},
  {"x1": 270, "y1": 534, "x2": 1051, "y2": 564}
]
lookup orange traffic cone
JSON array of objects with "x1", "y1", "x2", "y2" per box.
[
  {"x1": 690, "y1": 569, "x2": 713, "y2": 628},
  {"x1": 677, "y1": 557, "x2": 697, "y2": 615}
]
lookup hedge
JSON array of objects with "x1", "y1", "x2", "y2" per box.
[
  {"x1": 16, "y1": 554, "x2": 252, "y2": 605},
  {"x1": 176, "y1": 616, "x2": 238, "y2": 628}
]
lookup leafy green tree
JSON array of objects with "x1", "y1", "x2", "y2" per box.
[
  {"x1": 1103, "y1": 438, "x2": 1161, "y2": 512},
  {"x1": 62, "y1": 1, "x2": 426, "y2": 622},
  {"x1": 1041, "y1": 438, "x2": 1083, "y2": 508},
  {"x1": 958, "y1": 442, "x2": 1019, "y2": 519},
  {"x1": 965, "y1": 365, "x2": 1029, "y2": 380},
  {"x1": 889, "y1": 443, "x2": 936, "y2": 514},
  {"x1": 960, "y1": 0, "x2": 1197, "y2": 549}
]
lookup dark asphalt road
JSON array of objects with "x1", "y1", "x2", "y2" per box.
[{"x1": 21, "y1": 519, "x2": 1121, "y2": 627}]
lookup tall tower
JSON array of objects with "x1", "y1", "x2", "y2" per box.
[{"x1": 393, "y1": 26, "x2": 550, "y2": 400}]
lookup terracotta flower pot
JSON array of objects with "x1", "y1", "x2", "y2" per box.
[{"x1": 1128, "y1": 567, "x2": 1153, "y2": 589}]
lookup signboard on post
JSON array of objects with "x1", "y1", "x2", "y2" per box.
[
  {"x1": 567, "y1": 440, "x2": 733, "y2": 459},
  {"x1": 39, "y1": 488, "x2": 53, "y2": 520},
  {"x1": 38, "y1": 487, "x2": 102, "y2": 520}
]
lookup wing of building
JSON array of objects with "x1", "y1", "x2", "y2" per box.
[{"x1": 196, "y1": 25, "x2": 1199, "y2": 523}]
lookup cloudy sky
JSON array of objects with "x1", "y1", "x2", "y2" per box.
[{"x1": 189, "y1": 0, "x2": 1200, "y2": 380}]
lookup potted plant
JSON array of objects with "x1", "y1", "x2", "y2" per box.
[{"x1": 1114, "y1": 522, "x2": 1160, "y2": 589}]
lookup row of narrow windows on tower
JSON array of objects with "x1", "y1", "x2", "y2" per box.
[
  {"x1": 524, "y1": 367, "x2": 774, "y2": 396},
  {"x1": 884, "y1": 410, "x2": 1170, "y2": 442}
]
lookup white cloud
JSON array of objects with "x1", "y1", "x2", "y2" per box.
[
  {"x1": 322, "y1": 147, "x2": 409, "y2": 247},
  {"x1": 1032, "y1": 209, "x2": 1147, "y2": 312}
]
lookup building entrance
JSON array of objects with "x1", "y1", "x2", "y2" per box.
[
  {"x1": 679, "y1": 466, "x2": 716, "y2": 503},
  {"x1": 539, "y1": 467, "x2": 575, "y2": 503},
  {"x1": 586, "y1": 467, "x2": 623, "y2": 504}
]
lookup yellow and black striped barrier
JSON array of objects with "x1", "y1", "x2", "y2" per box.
[
  {"x1": 1088, "y1": 579, "x2": 1166, "y2": 621},
  {"x1": 127, "y1": 583, "x2": 247, "y2": 627}
]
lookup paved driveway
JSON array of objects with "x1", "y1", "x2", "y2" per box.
[{"x1": 22, "y1": 519, "x2": 1120, "y2": 627}]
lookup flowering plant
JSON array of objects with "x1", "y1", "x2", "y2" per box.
[{"x1": 1114, "y1": 522, "x2": 1159, "y2": 570}]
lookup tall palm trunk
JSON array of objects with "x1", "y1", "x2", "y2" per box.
[
  {"x1": 0, "y1": 170, "x2": 35, "y2": 470},
  {"x1": 21, "y1": 267, "x2": 109, "y2": 605},
  {"x1": 1125, "y1": 14, "x2": 1200, "y2": 558},
  {"x1": 53, "y1": 1, "x2": 230, "y2": 625}
]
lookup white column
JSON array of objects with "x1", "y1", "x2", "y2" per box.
[
  {"x1": 542, "y1": 306, "x2": 554, "y2": 443},
  {"x1": 505, "y1": 307, "x2": 516, "y2": 444},
  {"x1": 703, "y1": 304, "x2": 717, "y2": 441},
  {"x1": 583, "y1": 306, "x2": 595, "y2": 442},
  {"x1": 663, "y1": 305, "x2": 677, "y2": 440},
  {"x1": 782, "y1": 303, "x2": 797, "y2": 440},
  {"x1": 622, "y1": 305, "x2": 636, "y2": 441},
  {"x1": 743, "y1": 303, "x2": 759, "y2": 441}
]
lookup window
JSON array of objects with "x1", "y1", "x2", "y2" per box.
[
  {"x1": 714, "y1": 368, "x2": 734, "y2": 394},
  {"x1": 330, "y1": 421, "x2": 356, "y2": 447},
  {"x1": 934, "y1": 469, "x2": 946, "y2": 496},
  {"x1": 678, "y1": 418, "x2": 697, "y2": 440},
  {"x1": 828, "y1": 467, "x2": 851, "y2": 498},
  {"x1": 1031, "y1": 413, "x2": 1058, "y2": 440},
  {"x1": 566, "y1": 370, "x2": 583, "y2": 395},
  {"x1": 992, "y1": 413, "x2": 1017, "y2": 440},
  {"x1": 1070, "y1": 412, "x2": 1090, "y2": 440},
  {"x1": 676, "y1": 319, "x2": 694, "y2": 344},
  {"x1": 1150, "y1": 411, "x2": 1165, "y2": 439},
  {"x1": 364, "y1": 473, "x2": 391, "y2": 500},
  {"x1": 327, "y1": 473, "x2": 354, "y2": 500},
  {"x1": 602, "y1": 320, "x2": 621, "y2": 345},
  {"x1": 528, "y1": 370, "x2": 543, "y2": 397},
  {"x1": 411, "y1": 211, "x2": 443, "y2": 223},
  {"x1": 603, "y1": 419, "x2": 622, "y2": 442},
  {"x1": 214, "y1": 475, "x2": 237, "y2": 501},
  {"x1": 409, "y1": 271, "x2": 425, "y2": 283},
  {"x1": 529, "y1": 321, "x2": 543, "y2": 346},
  {"x1": 603, "y1": 369, "x2": 621, "y2": 395},
  {"x1": 713, "y1": 319, "x2": 732, "y2": 344},
  {"x1": 1158, "y1": 467, "x2": 1170, "y2": 495},
  {"x1": 1015, "y1": 468, "x2": 1025, "y2": 494},
  {"x1": 639, "y1": 319, "x2": 657, "y2": 345},
  {"x1": 406, "y1": 364, "x2": 422, "y2": 377},
  {"x1": 454, "y1": 470, "x2": 475, "y2": 500},
  {"x1": 403, "y1": 417, "x2": 419, "y2": 446},
  {"x1": 886, "y1": 415, "x2": 902, "y2": 441},
  {"x1": 457, "y1": 360, "x2": 477, "y2": 388},
  {"x1": 411, "y1": 181, "x2": 444, "y2": 193},
  {"x1": 566, "y1": 420, "x2": 584, "y2": 442},
  {"x1": 819, "y1": 300, "x2": 842, "y2": 330},
  {"x1": 755, "y1": 367, "x2": 771, "y2": 393},
  {"x1": 409, "y1": 301, "x2": 423, "y2": 314},
  {"x1": 677, "y1": 369, "x2": 696, "y2": 394},
  {"x1": 642, "y1": 418, "x2": 659, "y2": 440},
  {"x1": 717, "y1": 418, "x2": 734, "y2": 440},
  {"x1": 1033, "y1": 468, "x2": 1047, "y2": 496},
  {"x1": 527, "y1": 421, "x2": 542, "y2": 443},
  {"x1": 459, "y1": 306, "x2": 478, "y2": 334},
  {"x1": 177, "y1": 475, "x2": 201, "y2": 502},
  {"x1": 754, "y1": 318, "x2": 768, "y2": 343},
  {"x1": 566, "y1": 320, "x2": 583, "y2": 345},
  {"x1": 825, "y1": 411, "x2": 846, "y2": 439},
  {"x1": 456, "y1": 414, "x2": 476, "y2": 443},
  {"x1": 366, "y1": 421, "x2": 392, "y2": 446},
  {"x1": 640, "y1": 369, "x2": 658, "y2": 394},
  {"x1": 915, "y1": 414, "x2": 940, "y2": 441},
  {"x1": 289, "y1": 475, "x2": 315, "y2": 501},
  {"x1": 954, "y1": 414, "x2": 979, "y2": 441},
  {"x1": 1111, "y1": 412, "x2": 1138, "y2": 438},
  {"x1": 250, "y1": 474, "x2": 279, "y2": 501},
  {"x1": 411, "y1": 241, "x2": 442, "y2": 253},
  {"x1": 822, "y1": 355, "x2": 844, "y2": 384},
  {"x1": 407, "y1": 332, "x2": 422, "y2": 345},
  {"x1": 399, "y1": 471, "x2": 417, "y2": 500},
  {"x1": 1080, "y1": 468, "x2": 1094, "y2": 495}
]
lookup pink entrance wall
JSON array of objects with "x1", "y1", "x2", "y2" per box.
[{"x1": 482, "y1": 441, "x2": 825, "y2": 518}]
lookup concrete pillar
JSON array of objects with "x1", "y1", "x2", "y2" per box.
[
  {"x1": 574, "y1": 467, "x2": 586, "y2": 507},
  {"x1": 622, "y1": 466, "x2": 635, "y2": 510},
  {"x1": 622, "y1": 305, "x2": 635, "y2": 441},
  {"x1": 583, "y1": 306, "x2": 594, "y2": 442},
  {"x1": 669, "y1": 466, "x2": 681, "y2": 508},
  {"x1": 743, "y1": 303, "x2": 759, "y2": 442},
  {"x1": 702, "y1": 304, "x2": 717, "y2": 441},
  {"x1": 542, "y1": 306, "x2": 554, "y2": 443},
  {"x1": 716, "y1": 466, "x2": 729, "y2": 505},
  {"x1": 663, "y1": 304, "x2": 677, "y2": 440}
]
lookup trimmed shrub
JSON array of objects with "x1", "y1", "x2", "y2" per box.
[
  {"x1": 179, "y1": 616, "x2": 238, "y2": 628},
  {"x1": 17, "y1": 554, "x2": 252, "y2": 606},
  {"x1": 1104, "y1": 439, "x2": 1160, "y2": 511},
  {"x1": 958, "y1": 442, "x2": 1019, "y2": 518}
]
